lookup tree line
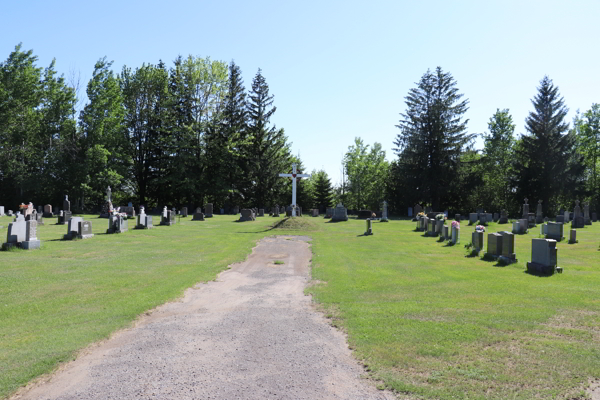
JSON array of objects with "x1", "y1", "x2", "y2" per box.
[
  {"x1": 0, "y1": 44, "x2": 335, "y2": 213},
  {"x1": 1, "y1": 44, "x2": 598, "y2": 217},
  {"x1": 386, "y1": 67, "x2": 598, "y2": 217}
]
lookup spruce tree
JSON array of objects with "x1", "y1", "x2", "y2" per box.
[
  {"x1": 244, "y1": 69, "x2": 290, "y2": 208},
  {"x1": 312, "y1": 170, "x2": 333, "y2": 212},
  {"x1": 393, "y1": 67, "x2": 475, "y2": 211},
  {"x1": 513, "y1": 76, "x2": 584, "y2": 214}
]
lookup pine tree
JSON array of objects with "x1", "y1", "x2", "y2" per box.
[
  {"x1": 244, "y1": 69, "x2": 291, "y2": 208},
  {"x1": 204, "y1": 60, "x2": 247, "y2": 208},
  {"x1": 393, "y1": 67, "x2": 475, "y2": 211},
  {"x1": 513, "y1": 76, "x2": 584, "y2": 214},
  {"x1": 312, "y1": 170, "x2": 333, "y2": 212}
]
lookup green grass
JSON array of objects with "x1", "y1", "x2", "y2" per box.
[{"x1": 1, "y1": 214, "x2": 599, "y2": 399}]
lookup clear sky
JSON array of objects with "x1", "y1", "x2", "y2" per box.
[{"x1": 2, "y1": 0, "x2": 599, "y2": 185}]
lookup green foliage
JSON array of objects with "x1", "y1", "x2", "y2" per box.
[
  {"x1": 574, "y1": 104, "x2": 600, "y2": 211},
  {"x1": 343, "y1": 137, "x2": 388, "y2": 210},
  {"x1": 392, "y1": 67, "x2": 476, "y2": 212},
  {"x1": 312, "y1": 170, "x2": 334, "y2": 211},
  {"x1": 513, "y1": 76, "x2": 585, "y2": 215}
]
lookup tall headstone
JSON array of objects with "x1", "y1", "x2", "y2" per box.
[
  {"x1": 64, "y1": 217, "x2": 83, "y2": 239},
  {"x1": 569, "y1": 229, "x2": 577, "y2": 244},
  {"x1": 181, "y1": 207, "x2": 188, "y2": 218},
  {"x1": 0, "y1": 206, "x2": 4, "y2": 216},
  {"x1": 451, "y1": 226, "x2": 460, "y2": 244},
  {"x1": 535, "y1": 200, "x2": 543, "y2": 224},
  {"x1": 472, "y1": 231, "x2": 484, "y2": 254},
  {"x1": 527, "y1": 239, "x2": 558, "y2": 274},
  {"x1": 522, "y1": 198, "x2": 529, "y2": 219},
  {"x1": 485, "y1": 232, "x2": 503, "y2": 257},
  {"x1": 563, "y1": 210, "x2": 570, "y2": 223},
  {"x1": 584, "y1": 203, "x2": 591, "y2": 225},
  {"x1": 101, "y1": 186, "x2": 113, "y2": 217},
  {"x1": 205, "y1": 203, "x2": 213, "y2": 218},
  {"x1": 136, "y1": 207, "x2": 153, "y2": 229},
  {"x1": 192, "y1": 207, "x2": 204, "y2": 221},
  {"x1": 381, "y1": 201, "x2": 389, "y2": 222},
  {"x1": 22, "y1": 220, "x2": 41, "y2": 249},
  {"x1": 43, "y1": 204, "x2": 53, "y2": 217},
  {"x1": 499, "y1": 231, "x2": 516, "y2": 262},
  {"x1": 545, "y1": 222, "x2": 563, "y2": 241},
  {"x1": 63, "y1": 195, "x2": 71, "y2": 212},
  {"x1": 413, "y1": 204, "x2": 422, "y2": 220},
  {"x1": 407, "y1": 207, "x2": 413, "y2": 217},
  {"x1": 332, "y1": 203, "x2": 348, "y2": 222},
  {"x1": 571, "y1": 200, "x2": 584, "y2": 228}
]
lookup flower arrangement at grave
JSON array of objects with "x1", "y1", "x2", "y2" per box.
[
  {"x1": 452, "y1": 221, "x2": 460, "y2": 229},
  {"x1": 417, "y1": 212, "x2": 425, "y2": 218},
  {"x1": 435, "y1": 213, "x2": 446, "y2": 220},
  {"x1": 475, "y1": 225, "x2": 485, "y2": 232},
  {"x1": 112, "y1": 207, "x2": 128, "y2": 218}
]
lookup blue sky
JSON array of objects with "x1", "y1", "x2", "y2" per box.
[{"x1": 2, "y1": 0, "x2": 599, "y2": 185}]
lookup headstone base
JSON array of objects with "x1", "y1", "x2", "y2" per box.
[
  {"x1": 498, "y1": 255, "x2": 517, "y2": 265},
  {"x1": 526, "y1": 261, "x2": 555, "y2": 275},
  {"x1": 21, "y1": 240, "x2": 41, "y2": 250}
]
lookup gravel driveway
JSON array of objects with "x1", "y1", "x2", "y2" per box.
[{"x1": 14, "y1": 235, "x2": 395, "y2": 400}]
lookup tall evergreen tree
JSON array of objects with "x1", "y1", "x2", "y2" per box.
[
  {"x1": 393, "y1": 67, "x2": 475, "y2": 211},
  {"x1": 204, "y1": 60, "x2": 247, "y2": 208},
  {"x1": 513, "y1": 76, "x2": 584, "y2": 214},
  {"x1": 244, "y1": 69, "x2": 291, "y2": 208},
  {"x1": 312, "y1": 170, "x2": 333, "y2": 212},
  {"x1": 574, "y1": 104, "x2": 600, "y2": 212}
]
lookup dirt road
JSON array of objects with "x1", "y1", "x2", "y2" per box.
[{"x1": 13, "y1": 235, "x2": 395, "y2": 400}]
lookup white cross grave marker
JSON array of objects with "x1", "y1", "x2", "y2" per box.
[{"x1": 279, "y1": 163, "x2": 310, "y2": 217}]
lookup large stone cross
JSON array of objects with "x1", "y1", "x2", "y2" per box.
[{"x1": 279, "y1": 163, "x2": 310, "y2": 217}]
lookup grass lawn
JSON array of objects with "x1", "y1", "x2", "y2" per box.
[{"x1": 1, "y1": 214, "x2": 599, "y2": 399}]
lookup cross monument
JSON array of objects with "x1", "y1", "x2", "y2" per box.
[{"x1": 279, "y1": 163, "x2": 310, "y2": 217}]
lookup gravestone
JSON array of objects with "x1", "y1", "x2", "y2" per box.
[
  {"x1": 528, "y1": 213, "x2": 536, "y2": 228},
  {"x1": 364, "y1": 218, "x2": 373, "y2": 236},
  {"x1": 22, "y1": 220, "x2": 41, "y2": 249},
  {"x1": 435, "y1": 219, "x2": 444, "y2": 236},
  {"x1": 540, "y1": 224, "x2": 547, "y2": 235},
  {"x1": 485, "y1": 232, "x2": 503, "y2": 258},
  {"x1": 108, "y1": 214, "x2": 128, "y2": 233},
  {"x1": 527, "y1": 239, "x2": 558, "y2": 274},
  {"x1": 428, "y1": 219, "x2": 436, "y2": 236},
  {"x1": 63, "y1": 195, "x2": 71, "y2": 212},
  {"x1": 381, "y1": 201, "x2": 389, "y2": 222},
  {"x1": 499, "y1": 231, "x2": 516, "y2": 263},
  {"x1": 499, "y1": 209, "x2": 508, "y2": 224},
  {"x1": 205, "y1": 203, "x2": 213, "y2": 218},
  {"x1": 569, "y1": 229, "x2": 577, "y2": 244},
  {"x1": 58, "y1": 211, "x2": 72, "y2": 225},
  {"x1": 239, "y1": 209, "x2": 255, "y2": 222},
  {"x1": 469, "y1": 213, "x2": 478, "y2": 225},
  {"x1": 273, "y1": 205, "x2": 280, "y2": 217},
  {"x1": 556, "y1": 215, "x2": 564, "y2": 223},
  {"x1": 593, "y1": 212, "x2": 597, "y2": 222},
  {"x1": 443, "y1": 225, "x2": 449, "y2": 240},
  {"x1": 522, "y1": 198, "x2": 529, "y2": 219},
  {"x1": 493, "y1": 213, "x2": 499, "y2": 222},
  {"x1": 546, "y1": 222, "x2": 563, "y2": 241},
  {"x1": 324, "y1": 207, "x2": 333, "y2": 219},
  {"x1": 332, "y1": 203, "x2": 348, "y2": 222},
  {"x1": 43, "y1": 204, "x2": 53, "y2": 217},
  {"x1": 258, "y1": 209, "x2": 264, "y2": 217},
  {"x1": 119, "y1": 206, "x2": 136, "y2": 218},
  {"x1": 64, "y1": 217, "x2": 83, "y2": 239},
  {"x1": 136, "y1": 207, "x2": 154, "y2": 229},
  {"x1": 451, "y1": 226, "x2": 460, "y2": 244},
  {"x1": 170, "y1": 210, "x2": 176, "y2": 225},
  {"x1": 7, "y1": 210, "x2": 13, "y2": 216},
  {"x1": 413, "y1": 204, "x2": 422, "y2": 221},
  {"x1": 100, "y1": 186, "x2": 113, "y2": 217},
  {"x1": 584, "y1": 203, "x2": 591, "y2": 225},
  {"x1": 286, "y1": 206, "x2": 293, "y2": 217},
  {"x1": 3, "y1": 219, "x2": 26, "y2": 250},
  {"x1": 571, "y1": 200, "x2": 584, "y2": 228},
  {"x1": 0, "y1": 206, "x2": 4, "y2": 216},
  {"x1": 420, "y1": 216, "x2": 428, "y2": 231},
  {"x1": 192, "y1": 207, "x2": 204, "y2": 221},
  {"x1": 535, "y1": 200, "x2": 543, "y2": 224},
  {"x1": 312, "y1": 209, "x2": 319, "y2": 217},
  {"x1": 564, "y1": 210, "x2": 570, "y2": 223},
  {"x1": 472, "y1": 231, "x2": 484, "y2": 254},
  {"x1": 408, "y1": 207, "x2": 413, "y2": 217}
]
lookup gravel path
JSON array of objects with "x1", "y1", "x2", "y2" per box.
[{"x1": 14, "y1": 235, "x2": 395, "y2": 400}]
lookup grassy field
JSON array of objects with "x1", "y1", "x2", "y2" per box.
[{"x1": 1, "y1": 214, "x2": 599, "y2": 399}]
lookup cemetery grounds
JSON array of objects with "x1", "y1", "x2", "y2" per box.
[{"x1": 0, "y1": 214, "x2": 599, "y2": 400}]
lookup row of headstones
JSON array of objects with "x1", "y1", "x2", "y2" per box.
[
  {"x1": 416, "y1": 216, "x2": 460, "y2": 244},
  {"x1": 324, "y1": 203, "x2": 349, "y2": 221},
  {"x1": 415, "y1": 214, "x2": 563, "y2": 274}
]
